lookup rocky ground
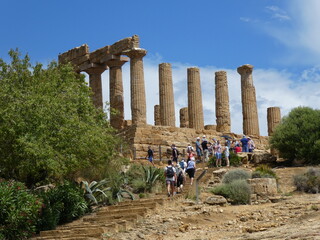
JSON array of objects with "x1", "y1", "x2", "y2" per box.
[{"x1": 106, "y1": 167, "x2": 320, "y2": 240}]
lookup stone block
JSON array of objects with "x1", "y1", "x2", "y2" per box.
[
  {"x1": 204, "y1": 125, "x2": 216, "y2": 130},
  {"x1": 247, "y1": 178, "x2": 278, "y2": 196},
  {"x1": 109, "y1": 35, "x2": 140, "y2": 55},
  {"x1": 251, "y1": 153, "x2": 277, "y2": 166},
  {"x1": 89, "y1": 45, "x2": 110, "y2": 63},
  {"x1": 58, "y1": 44, "x2": 89, "y2": 64},
  {"x1": 205, "y1": 195, "x2": 227, "y2": 206}
]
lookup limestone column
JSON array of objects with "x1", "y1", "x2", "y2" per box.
[
  {"x1": 154, "y1": 105, "x2": 161, "y2": 126},
  {"x1": 187, "y1": 67, "x2": 204, "y2": 130},
  {"x1": 125, "y1": 49, "x2": 147, "y2": 125},
  {"x1": 180, "y1": 107, "x2": 189, "y2": 128},
  {"x1": 267, "y1": 107, "x2": 281, "y2": 136},
  {"x1": 159, "y1": 63, "x2": 175, "y2": 126},
  {"x1": 215, "y1": 71, "x2": 231, "y2": 132},
  {"x1": 85, "y1": 65, "x2": 107, "y2": 108},
  {"x1": 107, "y1": 57, "x2": 128, "y2": 129},
  {"x1": 237, "y1": 64, "x2": 260, "y2": 136}
]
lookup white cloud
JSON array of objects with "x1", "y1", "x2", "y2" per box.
[
  {"x1": 266, "y1": 5, "x2": 291, "y2": 21},
  {"x1": 98, "y1": 57, "x2": 320, "y2": 137}
]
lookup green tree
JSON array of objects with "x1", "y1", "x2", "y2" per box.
[
  {"x1": 0, "y1": 50, "x2": 127, "y2": 187},
  {"x1": 270, "y1": 106, "x2": 320, "y2": 164}
]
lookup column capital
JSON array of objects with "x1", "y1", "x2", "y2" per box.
[
  {"x1": 237, "y1": 64, "x2": 254, "y2": 75},
  {"x1": 106, "y1": 57, "x2": 129, "y2": 68},
  {"x1": 215, "y1": 71, "x2": 227, "y2": 77},
  {"x1": 83, "y1": 63, "x2": 108, "y2": 75},
  {"x1": 124, "y1": 48, "x2": 147, "y2": 59}
]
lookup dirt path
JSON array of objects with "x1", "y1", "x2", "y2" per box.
[{"x1": 109, "y1": 167, "x2": 320, "y2": 240}]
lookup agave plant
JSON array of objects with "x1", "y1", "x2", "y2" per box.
[
  {"x1": 81, "y1": 179, "x2": 111, "y2": 205},
  {"x1": 142, "y1": 165, "x2": 161, "y2": 191}
]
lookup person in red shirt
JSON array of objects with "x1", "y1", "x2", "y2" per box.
[{"x1": 234, "y1": 144, "x2": 242, "y2": 154}]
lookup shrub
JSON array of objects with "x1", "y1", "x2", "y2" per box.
[
  {"x1": 212, "y1": 180, "x2": 251, "y2": 204},
  {"x1": 270, "y1": 107, "x2": 320, "y2": 164},
  {"x1": 252, "y1": 165, "x2": 277, "y2": 179},
  {"x1": 229, "y1": 152, "x2": 242, "y2": 167},
  {"x1": 293, "y1": 168, "x2": 320, "y2": 193},
  {"x1": 0, "y1": 181, "x2": 42, "y2": 239},
  {"x1": 37, "y1": 182, "x2": 89, "y2": 231},
  {"x1": 132, "y1": 179, "x2": 147, "y2": 193},
  {"x1": 81, "y1": 179, "x2": 111, "y2": 205},
  {"x1": 222, "y1": 169, "x2": 251, "y2": 184}
]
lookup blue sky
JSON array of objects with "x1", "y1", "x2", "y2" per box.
[{"x1": 1, "y1": 0, "x2": 320, "y2": 136}]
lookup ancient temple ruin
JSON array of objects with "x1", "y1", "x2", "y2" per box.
[{"x1": 59, "y1": 35, "x2": 282, "y2": 158}]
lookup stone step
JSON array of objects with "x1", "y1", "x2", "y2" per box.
[
  {"x1": 117, "y1": 197, "x2": 165, "y2": 206},
  {"x1": 97, "y1": 205, "x2": 155, "y2": 215},
  {"x1": 83, "y1": 212, "x2": 144, "y2": 223},
  {"x1": 102, "y1": 200, "x2": 159, "y2": 211},
  {"x1": 39, "y1": 226, "x2": 108, "y2": 238}
]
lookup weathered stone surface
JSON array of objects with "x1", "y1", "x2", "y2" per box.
[
  {"x1": 251, "y1": 153, "x2": 277, "y2": 166},
  {"x1": 58, "y1": 44, "x2": 89, "y2": 64},
  {"x1": 237, "y1": 64, "x2": 260, "y2": 136},
  {"x1": 215, "y1": 71, "x2": 231, "y2": 133},
  {"x1": 204, "y1": 125, "x2": 216, "y2": 130},
  {"x1": 125, "y1": 49, "x2": 147, "y2": 125},
  {"x1": 159, "y1": 63, "x2": 175, "y2": 127},
  {"x1": 187, "y1": 67, "x2": 204, "y2": 130},
  {"x1": 84, "y1": 65, "x2": 107, "y2": 108},
  {"x1": 267, "y1": 107, "x2": 281, "y2": 136},
  {"x1": 247, "y1": 178, "x2": 278, "y2": 196},
  {"x1": 89, "y1": 45, "x2": 110, "y2": 63},
  {"x1": 109, "y1": 35, "x2": 140, "y2": 55},
  {"x1": 154, "y1": 105, "x2": 161, "y2": 126},
  {"x1": 180, "y1": 107, "x2": 189, "y2": 128},
  {"x1": 107, "y1": 57, "x2": 128, "y2": 129},
  {"x1": 212, "y1": 169, "x2": 228, "y2": 179},
  {"x1": 205, "y1": 195, "x2": 227, "y2": 206}
]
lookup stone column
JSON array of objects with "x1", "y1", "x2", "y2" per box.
[
  {"x1": 107, "y1": 57, "x2": 128, "y2": 129},
  {"x1": 187, "y1": 67, "x2": 204, "y2": 130},
  {"x1": 267, "y1": 107, "x2": 281, "y2": 136},
  {"x1": 237, "y1": 64, "x2": 260, "y2": 136},
  {"x1": 85, "y1": 65, "x2": 107, "y2": 109},
  {"x1": 180, "y1": 107, "x2": 189, "y2": 128},
  {"x1": 125, "y1": 49, "x2": 147, "y2": 125},
  {"x1": 159, "y1": 63, "x2": 175, "y2": 126},
  {"x1": 154, "y1": 105, "x2": 161, "y2": 126},
  {"x1": 215, "y1": 71, "x2": 231, "y2": 132}
]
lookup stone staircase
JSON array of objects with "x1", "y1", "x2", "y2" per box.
[{"x1": 31, "y1": 165, "x2": 212, "y2": 240}]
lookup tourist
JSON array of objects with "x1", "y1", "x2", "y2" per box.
[
  {"x1": 186, "y1": 156, "x2": 196, "y2": 185},
  {"x1": 234, "y1": 144, "x2": 242, "y2": 154},
  {"x1": 179, "y1": 159, "x2": 187, "y2": 172},
  {"x1": 186, "y1": 143, "x2": 194, "y2": 161},
  {"x1": 240, "y1": 135, "x2": 249, "y2": 152},
  {"x1": 215, "y1": 140, "x2": 222, "y2": 167},
  {"x1": 248, "y1": 137, "x2": 255, "y2": 152},
  {"x1": 195, "y1": 137, "x2": 202, "y2": 161},
  {"x1": 146, "y1": 146, "x2": 155, "y2": 167},
  {"x1": 164, "y1": 160, "x2": 176, "y2": 197},
  {"x1": 171, "y1": 144, "x2": 179, "y2": 163},
  {"x1": 223, "y1": 142, "x2": 230, "y2": 167},
  {"x1": 201, "y1": 135, "x2": 209, "y2": 162},
  {"x1": 175, "y1": 163, "x2": 185, "y2": 193}
]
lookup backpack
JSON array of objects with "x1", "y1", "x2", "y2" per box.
[{"x1": 166, "y1": 166, "x2": 174, "y2": 178}]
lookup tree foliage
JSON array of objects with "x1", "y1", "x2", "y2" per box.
[
  {"x1": 0, "y1": 50, "x2": 127, "y2": 186},
  {"x1": 270, "y1": 106, "x2": 320, "y2": 164}
]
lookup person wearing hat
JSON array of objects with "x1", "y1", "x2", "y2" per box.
[
  {"x1": 195, "y1": 137, "x2": 202, "y2": 161},
  {"x1": 240, "y1": 135, "x2": 249, "y2": 152}
]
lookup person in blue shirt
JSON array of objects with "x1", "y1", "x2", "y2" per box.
[{"x1": 240, "y1": 135, "x2": 249, "y2": 152}]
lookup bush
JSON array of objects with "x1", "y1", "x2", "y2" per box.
[
  {"x1": 293, "y1": 168, "x2": 320, "y2": 193},
  {"x1": 132, "y1": 179, "x2": 147, "y2": 193},
  {"x1": 229, "y1": 152, "x2": 242, "y2": 167},
  {"x1": 0, "y1": 181, "x2": 42, "y2": 240},
  {"x1": 37, "y1": 182, "x2": 89, "y2": 231},
  {"x1": 222, "y1": 169, "x2": 251, "y2": 184},
  {"x1": 252, "y1": 165, "x2": 277, "y2": 179},
  {"x1": 270, "y1": 107, "x2": 320, "y2": 164},
  {"x1": 212, "y1": 180, "x2": 251, "y2": 204}
]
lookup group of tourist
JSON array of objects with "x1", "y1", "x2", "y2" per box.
[{"x1": 146, "y1": 135, "x2": 255, "y2": 197}]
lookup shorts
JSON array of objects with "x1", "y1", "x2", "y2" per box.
[
  {"x1": 177, "y1": 175, "x2": 184, "y2": 187},
  {"x1": 166, "y1": 180, "x2": 175, "y2": 186},
  {"x1": 148, "y1": 156, "x2": 153, "y2": 162},
  {"x1": 186, "y1": 168, "x2": 195, "y2": 178},
  {"x1": 196, "y1": 149, "x2": 201, "y2": 156},
  {"x1": 215, "y1": 153, "x2": 222, "y2": 159},
  {"x1": 172, "y1": 157, "x2": 178, "y2": 163}
]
